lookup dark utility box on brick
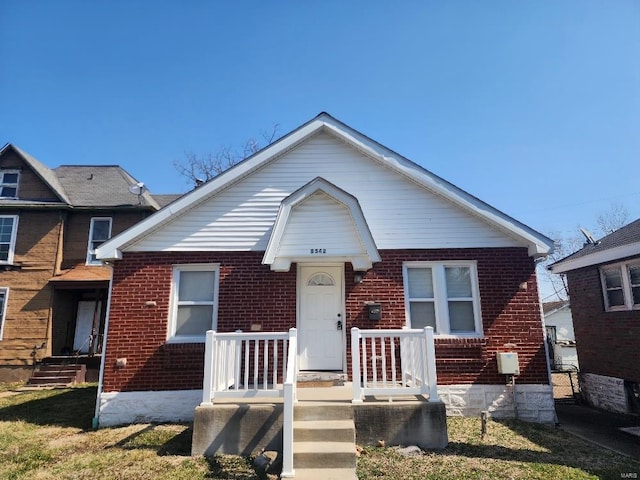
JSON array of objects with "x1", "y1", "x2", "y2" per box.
[{"x1": 367, "y1": 303, "x2": 382, "y2": 321}]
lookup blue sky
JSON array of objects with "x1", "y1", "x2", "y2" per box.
[{"x1": 1, "y1": 1, "x2": 639, "y2": 243}]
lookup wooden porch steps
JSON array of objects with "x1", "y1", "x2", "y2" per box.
[
  {"x1": 27, "y1": 362, "x2": 86, "y2": 387},
  {"x1": 292, "y1": 404, "x2": 357, "y2": 480}
]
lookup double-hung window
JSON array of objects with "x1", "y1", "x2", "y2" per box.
[
  {"x1": 86, "y1": 217, "x2": 112, "y2": 265},
  {"x1": 169, "y1": 264, "x2": 220, "y2": 343},
  {"x1": 601, "y1": 261, "x2": 640, "y2": 311},
  {"x1": 0, "y1": 287, "x2": 8, "y2": 340},
  {"x1": 0, "y1": 215, "x2": 18, "y2": 264},
  {"x1": 0, "y1": 170, "x2": 19, "y2": 198},
  {"x1": 403, "y1": 261, "x2": 482, "y2": 336}
]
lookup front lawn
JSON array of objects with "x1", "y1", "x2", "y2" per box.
[{"x1": 0, "y1": 384, "x2": 638, "y2": 479}]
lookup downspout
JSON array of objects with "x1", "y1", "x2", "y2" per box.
[
  {"x1": 92, "y1": 265, "x2": 113, "y2": 429},
  {"x1": 44, "y1": 211, "x2": 67, "y2": 358}
]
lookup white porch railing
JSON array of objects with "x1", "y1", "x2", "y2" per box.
[
  {"x1": 351, "y1": 327, "x2": 439, "y2": 403},
  {"x1": 200, "y1": 328, "x2": 298, "y2": 477},
  {"x1": 201, "y1": 329, "x2": 297, "y2": 404}
]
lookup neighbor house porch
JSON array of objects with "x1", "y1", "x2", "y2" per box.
[{"x1": 192, "y1": 327, "x2": 448, "y2": 479}]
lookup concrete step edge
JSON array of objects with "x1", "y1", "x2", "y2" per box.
[
  {"x1": 293, "y1": 441, "x2": 356, "y2": 454},
  {"x1": 291, "y1": 467, "x2": 357, "y2": 480},
  {"x1": 293, "y1": 419, "x2": 354, "y2": 430}
]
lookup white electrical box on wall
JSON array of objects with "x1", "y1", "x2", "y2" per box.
[{"x1": 497, "y1": 352, "x2": 520, "y2": 375}]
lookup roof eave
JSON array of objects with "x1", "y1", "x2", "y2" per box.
[{"x1": 550, "y1": 242, "x2": 640, "y2": 273}]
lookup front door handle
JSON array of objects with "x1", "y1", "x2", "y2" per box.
[{"x1": 336, "y1": 320, "x2": 343, "y2": 331}]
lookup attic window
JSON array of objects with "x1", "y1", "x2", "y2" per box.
[{"x1": 0, "y1": 171, "x2": 19, "y2": 198}]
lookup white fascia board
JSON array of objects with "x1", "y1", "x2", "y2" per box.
[
  {"x1": 321, "y1": 120, "x2": 554, "y2": 257},
  {"x1": 549, "y1": 242, "x2": 640, "y2": 274}
]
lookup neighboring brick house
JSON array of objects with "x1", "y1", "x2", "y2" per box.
[
  {"x1": 0, "y1": 143, "x2": 177, "y2": 382},
  {"x1": 95, "y1": 113, "x2": 556, "y2": 426},
  {"x1": 550, "y1": 220, "x2": 640, "y2": 414}
]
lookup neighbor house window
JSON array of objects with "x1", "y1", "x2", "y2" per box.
[
  {"x1": 0, "y1": 288, "x2": 8, "y2": 340},
  {"x1": 601, "y1": 261, "x2": 640, "y2": 311},
  {"x1": 169, "y1": 264, "x2": 220, "y2": 342},
  {"x1": 0, "y1": 170, "x2": 19, "y2": 198},
  {"x1": 86, "y1": 217, "x2": 112, "y2": 264},
  {"x1": 0, "y1": 216, "x2": 18, "y2": 264},
  {"x1": 403, "y1": 261, "x2": 482, "y2": 336}
]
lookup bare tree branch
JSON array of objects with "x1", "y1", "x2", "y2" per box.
[{"x1": 174, "y1": 124, "x2": 280, "y2": 187}]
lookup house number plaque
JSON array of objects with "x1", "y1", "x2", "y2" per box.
[{"x1": 309, "y1": 248, "x2": 327, "y2": 254}]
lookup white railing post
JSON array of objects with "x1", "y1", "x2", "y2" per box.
[
  {"x1": 281, "y1": 327, "x2": 297, "y2": 478},
  {"x1": 424, "y1": 327, "x2": 439, "y2": 402},
  {"x1": 351, "y1": 327, "x2": 363, "y2": 403},
  {"x1": 201, "y1": 330, "x2": 215, "y2": 405}
]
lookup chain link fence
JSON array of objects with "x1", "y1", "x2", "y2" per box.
[{"x1": 551, "y1": 366, "x2": 581, "y2": 403}]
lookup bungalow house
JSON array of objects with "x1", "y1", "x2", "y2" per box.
[
  {"x1": 0, "y1": 143, "x2": 177, "y2": 383},
  {"x1": 94, "y1": 113, "x2": 556, "y2": 433},
  {"x1": 550, "y1": 219, "x2": 640, "y2": 414}
]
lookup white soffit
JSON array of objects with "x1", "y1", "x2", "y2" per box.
[{"x1": 262, "y1": 177, "x2": 381, "y2": 271}]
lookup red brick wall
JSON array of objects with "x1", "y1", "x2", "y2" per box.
[
  {"x1": 566, "y1": 265, "x2": 640, "y2": 383},
  {"x1": 103, "y1": 247, "x2": 548, "y2": 392}
]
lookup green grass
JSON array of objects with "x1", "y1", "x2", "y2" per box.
[{"x1": 1, "y1": 384, "x2": 638, "y2": 479}]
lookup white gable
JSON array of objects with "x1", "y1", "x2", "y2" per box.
[
  {"x1": 262, "y1": 177, "x2": 380, "y2": 271},
  {"x1": 97, "y1": 114, "x2": 553, "y2": 261}
]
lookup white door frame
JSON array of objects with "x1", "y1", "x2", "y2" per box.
[{"x1": 296, "y1": 263, "x2": 346, "y2": 372}]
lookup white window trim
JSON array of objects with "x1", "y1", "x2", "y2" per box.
[
  {"x1": 600, "y1": 260, "x2": 640, "y2": 311},
  {"x1": 0, "y1": 215, "x2": 19, "y2": 265},
  {"x1": 0, "y1": 287, "x2": 9, "y2": 340},
  {"x1": 86, "y1": 217, "x2": 112, "y2": 265},
  {"x1": 403, "y1": 260, "x2": 484, "y2": 337},
  {"x1": 0, "y1": 170, "x2": 20, "y2": 199},
  {"x1": 168, "y1": 263, "x2": 220, "y2": 343}
]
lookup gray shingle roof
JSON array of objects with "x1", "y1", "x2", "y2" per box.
[
  {"x1": 2, "y1": 144, "x2": 71, "y2": 203},
  {"x1": 54, "y1": 165, "x2": 160, "y2": 208},
  {"x1": 555, "y1": 218, "x2": 640, "y2": 264},
  {"x1": 549, "y1": 218, "x2": 640, "y2": 274},
  {"x1": 153, "y1": 194, "x2": 183, "y2": 208}
]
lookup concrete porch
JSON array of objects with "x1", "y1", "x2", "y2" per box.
[{"x1": 192, "y1": 382, "x2": 448, "y2": 478}]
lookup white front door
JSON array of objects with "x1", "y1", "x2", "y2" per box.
[
  {"x1": 298, "y1": 265, "x2": 344, "y2": 371},
  {"x1": 73, "y1": 301, "x2": 100, "y2": 352}
]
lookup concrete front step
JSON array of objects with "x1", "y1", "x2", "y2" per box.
[
  {"x1": 294, "y1": 419, "x2": 355, "y2": 443},
  {"x1": 293, "y1": 441, "x2": 357, "y2": 469},
  {"x1": 292, "y1": 467, "x2": 358, "y2": 480},
  {"x1": 27, "y1": 363, "x2": 86, "y2": 386},
  {"x1": 28, "y1": 376, "x2": 75, "y2": 385},
  {"x1": 294, "y1": 404, "x2": 353, "y2": 421}
]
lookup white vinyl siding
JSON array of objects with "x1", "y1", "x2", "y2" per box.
[
  {"x1": 0, "y1": 287, "x2": 8, "y2": 340},
  {"x1": 279, "y1": 191, "x2": 364, "y2": 258},
  {"x1": 600, "y1": 260, "x2": 640, "y2": 311},
  {"x1": 168, "y1": 264, "x2": 220, "y2": 343},
  {"x1": 87, "y1": 218, "x2": 112, "y2": 265},
  {"x1": 403, "y1": 261, "x2": 483, "y2": 336},
  {"x1": 0, "y1": 216, "x2": 18, "y2": 264},
  {"x1": 131, "y1": 133, "x2": 524, "y2": 253}
]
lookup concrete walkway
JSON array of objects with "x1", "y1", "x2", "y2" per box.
[{"x1": 555, "y1": 403, "x2": 640, "y2": 460}]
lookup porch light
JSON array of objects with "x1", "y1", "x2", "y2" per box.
[{"x1": 354, "y1": 271, "x2": 366, "y2": 284}]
